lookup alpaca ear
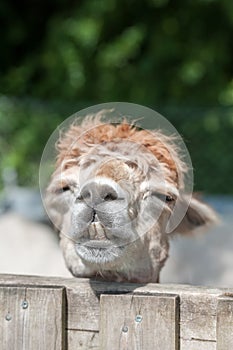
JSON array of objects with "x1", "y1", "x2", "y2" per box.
[{"x1": 169, "y1": 196, "x2": 219, "y2": 235}]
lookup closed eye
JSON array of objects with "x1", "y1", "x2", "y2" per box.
[
  {"x1": 151, "y1": 192, "x2": 175, "y2": 203},
  {"x1": 54, "y1": 182, "x2": 77, "y2": 194},
  {"x1": 54, "y1": 185, "x2": 70, "y2": 194},
  {"x1": 165, "y1": 195, "x2": 175, "y2": 203},
  {"x1": 62, "y1": 185, "x2": 70, "y2": 192}
]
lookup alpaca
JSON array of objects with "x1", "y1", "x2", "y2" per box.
[{"x1": 46, "y1": 112, "x2": 217, "y2": 283}]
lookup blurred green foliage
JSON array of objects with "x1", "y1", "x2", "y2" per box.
[
  {"x1": 1, "y1": 0, "x2": 233, "y2": 105},
  {"x1": 0, "y1": 97, "x2": 232, "y2": 194},
  {"x1": 0, "y1": 0, "x2": 233, "y2": 193},
  {"x1": 163, "y1": 107, "x2": 233, "y2": 194}
]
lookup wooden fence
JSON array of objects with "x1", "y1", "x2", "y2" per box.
[{"x1": 0, "y1": 274, "x2": 233, "y2": 350}]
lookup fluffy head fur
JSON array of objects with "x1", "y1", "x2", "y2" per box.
[{"x1": 46, "y1": 111, "x2": 217, "y2": 283}]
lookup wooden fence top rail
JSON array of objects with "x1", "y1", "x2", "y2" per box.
[{"x1": 0, "y1": 273, "x2": 232, "y2": 295}]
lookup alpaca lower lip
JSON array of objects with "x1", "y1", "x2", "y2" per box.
[
  {"x1": 82, "y1": 240, "x2": 112, "y2": 249},
  {"x1": 75, "y1": 242, "x2": 124, "y2": 264}
]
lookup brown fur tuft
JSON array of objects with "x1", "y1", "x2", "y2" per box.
[{"x1": 56, "y1": 112, "x2": 187, "y2": 186}]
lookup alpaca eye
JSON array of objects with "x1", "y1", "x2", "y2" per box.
[
  {"x1": 166, "y1": 195, "x2": 174, "y2": 202},
  {"x1": 55, "y1": 185, "x2": 71, "y2": 194},
  {"x1": 150, "y1": 191, "x2": 175, "y2": 203},
  {"x1": 62, "y1": 185, "x2": 70, "y2": 192}
]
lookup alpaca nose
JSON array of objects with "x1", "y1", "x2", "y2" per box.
[{"x1": 77, "y1": 179, "x2": 119, "y2": 206}]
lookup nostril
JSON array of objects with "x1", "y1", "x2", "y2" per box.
[
  {"x1": 76, "y1": 194, "x2": 83, "y2": 201},
  {"x1": 103, "y1": 193, "x2": 118, "y2": 201},
  {"x1": 76, "y1": 190, "x2": 91, "y2": 201}
]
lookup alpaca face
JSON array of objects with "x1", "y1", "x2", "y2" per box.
[
  {"x1": 59, "y1": 149, "x2": 176, "y2": 264},
  {"x1": 45, "y1": 115, "x2": 217, "y2": 283},
  {"x1": 50, "y1": 140, "x2": 175, "y2": 268}
]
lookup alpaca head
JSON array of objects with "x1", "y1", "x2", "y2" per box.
[{"x1": 45, "y1": 112, "x2": 217, "y2": 283}]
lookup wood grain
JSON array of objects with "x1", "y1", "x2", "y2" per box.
[
  {"x1": 100, "y1": 294, "x2": 179, "y2": 350},
  {"x1": 217, "y1": 296, "x2": 233, "y2": 350},
  {"x1": 0, "y1": 286, "x2": 65, "y2": 350},
  {"x1": 67, "y1": 330, "x2": 99, "y2": 350}
]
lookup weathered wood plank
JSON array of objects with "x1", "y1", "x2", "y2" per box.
[
  {"x1": 67, "y1": 330, "x2": 99, "y2": 350},
  {"x1": 179, "y1": 292, "x2": 218, "y2": 342},
  {"x1": 217, "y1": 296, "x2": 233, "y2": 350},
  {"x1": 65, "y1": 284, "x2": 100, "y2": 331},
  {"x1": 0, "y1": 286, "x2": 65, "y2": 350},
  {"x1": 100, "y1": 294, "x2": 179, "y2": 350}
]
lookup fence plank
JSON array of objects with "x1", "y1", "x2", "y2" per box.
[
  {"x1": 179, "y1": 292, "x2": 218, "y2": 345},
  {"x1": 217, "y1": 296, "x2": 233, "y2": 350},
  {"x1": 67, "y1": 330, "x2": 99, "y2": 350},
  {"x1": 100, "y1": 294, "x2": 179, "y2": 350},
  {"x1": 0, "y1": 286, "x2": 65, "y2": 350}
]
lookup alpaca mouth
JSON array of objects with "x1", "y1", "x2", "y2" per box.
[
  {"x1": 75, "y1": 222, "x2": 124, "y2": 263},
  {"x1": 74, "y1": 218, "x2": 126, "y2": 264},
  {"x1": 74, "y1": 221, "x2": 115, "y2": 248}
]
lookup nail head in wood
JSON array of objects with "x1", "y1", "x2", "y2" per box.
[
  {"x1": 22, "y1": 300, "x2": 28, "y2": 309},
  {"x1": 135, "y1": 315, "x2": 143, "y2": 323},
  {"x1": 5, "y1": 313, "x2": 12, "y2": 321},
  {"x1": 122, "y1": 325, "x2": 128, "y2": 333}
]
